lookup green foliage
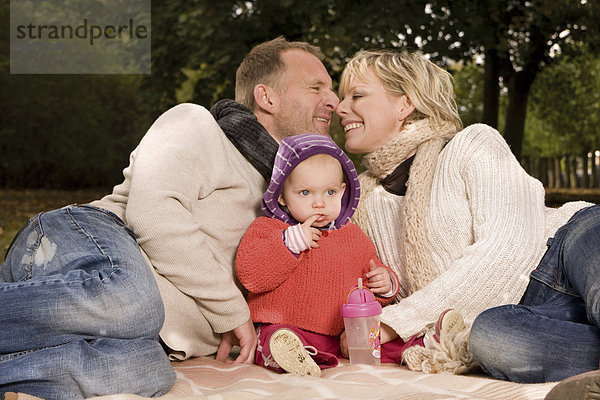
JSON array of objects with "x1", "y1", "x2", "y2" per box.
[
  {"x1": 422, "y1": 0, "x2": 600, "y2": 158},
  {"x1": 448, "y1": 60, "x2": 484, "y2": 126},
  {"x1": 146, "y1": 0, "x2": 433, "y2": 114},
  {"x1": 3, "y1": 0, "x2": 600, "y2": 190},
  {"x1": 0, "y1": 0, "x2": 153, "y2": 188},
  {"x1": 524, "y1": 50, "x2": 600, "y2": 159},
  {"x1": 0, "y1": 74, "x2": 152, "y2": 188}
]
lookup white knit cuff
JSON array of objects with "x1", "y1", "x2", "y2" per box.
[
  {"x1": 380, "y1": 271, "x2": 399, "y2": 298},
  {"x1": 284, "y1": 224, "x2": 310, "y2": 254}
]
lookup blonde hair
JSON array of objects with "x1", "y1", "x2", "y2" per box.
[
  {"x1": 235, "y1": 36, "x2": 323, "y2": 111},
  {"x1": 339, "y1": 49, "x2": 462, "y2": 131}
]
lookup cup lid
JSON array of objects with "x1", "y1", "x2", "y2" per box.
[{"x1": 341, "y1": 278, "x2": 382, "y2": 318}]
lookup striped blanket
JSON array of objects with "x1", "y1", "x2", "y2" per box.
[{"x1": 66, "y1": 356, "x2": 557, "y2": 400}]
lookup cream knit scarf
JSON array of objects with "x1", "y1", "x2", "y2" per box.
[{"x1": 352, "y1": 118, "x2": 457, "y2": 294}]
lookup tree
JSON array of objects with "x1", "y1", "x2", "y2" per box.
[
  {"x1": 423, "y1": 0, "x2": 600, "y2": 159},
  {"x1": 525, "y1": 50, "x2": 600, "y2": 158},
  {"x1": 0, "y1": 0, "x2": 153, "y2": 188},
  {"x1": 147, "y1": 0, "x2": 433, "y2": 114},
  {"x1": 149, "y1": 0, "x2": 600, "y2": 162}
]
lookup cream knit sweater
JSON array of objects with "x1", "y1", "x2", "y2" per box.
[
  {"x1": 365, "y1": 124, "x2": 591, "y2": 341},
  {"x1": 91, "y1": 103, "x2": 266, "y2": 359}
]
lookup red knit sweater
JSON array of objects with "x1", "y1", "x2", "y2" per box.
[{"x1": 236, "y1": 217, "x2": 398, "y2": 336}]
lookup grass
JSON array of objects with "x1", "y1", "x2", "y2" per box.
[
  {"x1": 0, "y1": 187, "x2": 599, "y2": 259},
  {"x1": 0, "y1": 188, "x2": 109, "y2": 257},
  {"x1": 545, "y1": 188, "x2": 600, "y2": 207}
]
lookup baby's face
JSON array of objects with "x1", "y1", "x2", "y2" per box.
[{"x1": 279, "y1": 155, "x2": 346, "y2": 227}]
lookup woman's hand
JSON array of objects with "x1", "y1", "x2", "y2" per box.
[
  {"x1": 380, "y1": 322, "x2": 399, "y2": 344},
  {"x1": 366, "y1": 259, "x2": 392, "y2": 294},
  {"x1": 339, "y1": 330, "x2": 349, "y2": 358},
  {"x1": 341, "y1": 324, "x2": 398, "y2": 357}
]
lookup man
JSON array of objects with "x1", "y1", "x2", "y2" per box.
[{"x1": 0, "y1": 37, "x2": 338, "y2": 399}]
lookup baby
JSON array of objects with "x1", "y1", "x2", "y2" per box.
[{"x1": 236, "y1": 133, "x2": 399, "y2": 376}]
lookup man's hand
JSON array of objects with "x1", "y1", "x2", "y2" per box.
[
  {"x1": 366, "y1": 259, "x2": 392, "y2": 294},
  {"x1": 300, "y1": 214, "x2": 323, "y2": 249},
  {"x1": 215, "y1": 318, "x2": 257, "y2": 364}
]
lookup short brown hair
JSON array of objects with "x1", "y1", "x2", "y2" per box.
[{"x1": 235, "y1": 36, "x2": 323, "y2": 111}]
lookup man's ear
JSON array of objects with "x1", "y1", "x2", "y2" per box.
[
  {"x1": 254, "y1": 84, "x2": 277, "y2": 114},
  {"x1": 398, "y1": 95, "x2": 416, "y2": 121},
  {"x1": 278, "y1": 193, "x2": 287, "y2": 206}
]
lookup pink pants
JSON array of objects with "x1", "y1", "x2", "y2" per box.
[{"x1": 255, "y1": 323, "x2": 425, "y2": 373}]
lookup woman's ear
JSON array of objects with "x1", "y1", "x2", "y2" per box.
[
  {"x1": 398, "y1": 95, "x2": 415, "y2": 121},
  {"x1": 254, "y1": 84, "x2": 277, "y2": 114}
]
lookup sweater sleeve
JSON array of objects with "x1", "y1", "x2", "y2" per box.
[
  {"x1": 236, "y1": 217, "x2": 303, "y2": 293},
  {"x1": 348, "y1": 223, "x2": 400, "y2": 305},
  {"x1": 125, "y1": 103, "x2": 250, "y2": 334},
  {"x1": 372, "y1": 256, "x2": 399, "y2": 306},
  {"x1": 380, "y1": 124, "x2": 547, "y2": 340}
]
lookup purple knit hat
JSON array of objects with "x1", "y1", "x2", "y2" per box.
[{"x1": 262, "y1": 133, "x2": 360, "y2": 229}]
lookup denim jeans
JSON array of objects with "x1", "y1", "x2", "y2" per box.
[
  {"x1": 0, "y1": 205, "x2": 175, "y2": 399},
  {"x1": 470, "y1": 204, "x2": 600, "y2": 383}
]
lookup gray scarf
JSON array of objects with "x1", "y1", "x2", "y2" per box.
[{"x1": 210, "y1": 99, "x2": 278, "y2": 181}]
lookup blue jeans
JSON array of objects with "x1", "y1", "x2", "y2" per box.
[
  {"x1": 470, "y1": 204, "x2": 600, "y2": 383},
  {"x1": 0, "y1": 205, "x2": 175, "y2": 399}
]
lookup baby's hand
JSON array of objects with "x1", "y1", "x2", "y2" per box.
[
  {"x1": 366, "y1": 259, "x2": 391, "y2": 294},
  {"x1": 301, "y1": 214, "x2": 322, "y2": 248}
]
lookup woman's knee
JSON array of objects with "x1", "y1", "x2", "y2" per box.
[
  {"x1": 469, "y1": 308, "x2": 499, "y2": 365},
  {"x1": 470, "y1": 305, "x2": 549, "y2": 382},
  {"x1": 470, "y1": 306, "x2": 525, "y2": 380}
]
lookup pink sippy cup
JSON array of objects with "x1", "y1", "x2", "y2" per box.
[{"x1": 341, "y1": 277, "x2": 382, "y2": 365}]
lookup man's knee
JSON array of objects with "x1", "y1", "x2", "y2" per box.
[{"x1": 97, "y1": 266, "x2": 165, "y2": 339}]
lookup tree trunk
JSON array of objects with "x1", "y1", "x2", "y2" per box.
[
  {"x1": 593, "y1": 152, "x2": 599, "y2": 188},
  {"x1": 554, "y1": 158, "x2": 561, "y2": 189},
  {"x1": 529, "y1": 157, "x2": 538, "y2": 183},
  {"x1": 482, "y1": 47, "x2": 500, "y2": 129},
  {"x1": 567, "y1": 156, "x2": 577, "y2": 188},
  {"x1": 503, "y1": 70, "x2": 536, "y2": 160},
  {"x1": 537, "y1": 158, "x2": 551, "y2": 187},
  {"x1": 582, "y1": 152, "x2": 590, "y2": 188}
]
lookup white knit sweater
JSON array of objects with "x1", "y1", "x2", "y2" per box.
[
  {"x1": 365, "y1": 124, "x2": 591, "y2": 341},
  {"x1": 91, "y1": 103, "x2": 266, "y2": 359}
]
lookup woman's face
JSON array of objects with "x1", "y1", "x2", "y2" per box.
[{"x1": 337, "y1": 69, "x2": 412, "y2": 154}]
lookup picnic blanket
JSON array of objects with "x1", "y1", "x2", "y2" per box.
[{"x1": 10, "y1": 356, "x2": 554, "y2": 400}]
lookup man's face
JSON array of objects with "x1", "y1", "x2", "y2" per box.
[{"x1": 272, "y1": 49, "x2": 339, "y2": 141}]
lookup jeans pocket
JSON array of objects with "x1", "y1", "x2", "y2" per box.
[
  {"x1": 71, "y1": 204, "x2": 136, "y2": 240},
  {"x1": 530, "y1": 225, "x2": 577, "y2": 296}
]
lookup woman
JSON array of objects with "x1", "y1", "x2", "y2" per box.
[{"x1": 336, "y1": 49, "x2": 598, "y2": 383}]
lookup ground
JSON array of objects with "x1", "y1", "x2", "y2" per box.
[
  {"x1": 0, "y1": 188, "x2": 109, "y2": 257},
  {"x1": 1, "y1": 187, "x2": 599, "y2": 258}
]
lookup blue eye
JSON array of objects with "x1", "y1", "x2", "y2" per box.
[
  {"x1": 327, "y1": 189, "x2": 335, "y2": 195},
  {"x1": 300, "y1": 190, "x2": 309, "y2": 196}
]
